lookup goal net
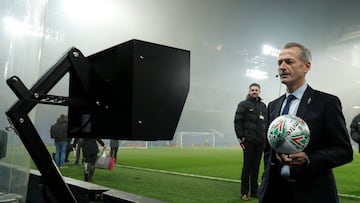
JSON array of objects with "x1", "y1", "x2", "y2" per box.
[
  {"x1": 177, "y1": 131, "x2": 216, "y2": 148},
  {"x1": 118, "y1": 140, "x2": 148, "y2": 149}
]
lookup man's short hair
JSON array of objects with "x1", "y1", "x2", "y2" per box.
[
  {"x1": 284, "y1": 42, "x2": 312, "y2": 62},
  {"x1": 249, "y1": 83, "x2": 260, "y2": 89}
]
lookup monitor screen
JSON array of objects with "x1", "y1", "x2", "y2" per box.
[{"x1": 67, "y1": 39, "x2": 190, "y2": 140}]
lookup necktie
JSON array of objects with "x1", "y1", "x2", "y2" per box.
[
  {"x1": 280, "y1": 94, "x2": 297, "y2": 180},
  {"x1": 282, "y1": 94, "x2": 296, "y2": 115}
]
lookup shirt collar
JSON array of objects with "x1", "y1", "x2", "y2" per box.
[{"x1": 286, "y1": 83, "x2": 307, "y2": 100}]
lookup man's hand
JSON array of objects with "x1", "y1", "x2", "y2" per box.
[
  {"x1": 276, "y1": 152, "x2": 309, "y2": 165},
  {"x1": 238, "y1": 138, "x2": 245, "y2": 150}
]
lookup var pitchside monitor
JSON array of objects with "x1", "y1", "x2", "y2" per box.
[{"x1": 68, "y1": 39, "x2": 190, "y2": 140}]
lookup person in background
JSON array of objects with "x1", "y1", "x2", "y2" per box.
[
  {"x1": 50, "y1": 114, "x2": 68, "y2": 168},
  {"x1": 0, "y1": 129, "x2": 8, "y2": 159},
  {"x1": 350, "y1": 113, "x2": 360, "y2": 153},
  {"x1": 82, "y1": 138, "x2": 105, "y2": 182},
  {"x1": 110, "y1": 139, "x2": 120, "y2": 163},
  {"x1": 259, "y1": 42, "x2": 353, "y2": 203},
  {"x1": 234, "y1": 83, "x2": 267, "y2": 201},
  {"x1": 65, "y1": 138, "x2": 73, "y2": 163},
  {"x1": 73, "y1": 138, "x2": 84, "y2": 164}
]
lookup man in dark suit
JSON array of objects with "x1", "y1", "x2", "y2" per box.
[
  {"x1": 259, "y1": 42, "x2": 353, "y2": 203},
  {"x1": 350, "y1": 113, "x2": 360, "y2": 151}
]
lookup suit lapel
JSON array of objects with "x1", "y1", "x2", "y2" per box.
[
  {"x1": 270, "y1": 95, "x2": 286, "y2": 120},
  {"x1": 296, "y1": 86, "x2": 313, "y2": 118}
]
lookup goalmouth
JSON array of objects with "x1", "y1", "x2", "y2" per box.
[
  {"x1": 118, "y1": 140, "x2": 148, "y2": 149},
  {"x1": 178, "y1": 131, "x2": 216, "y2": 148}
]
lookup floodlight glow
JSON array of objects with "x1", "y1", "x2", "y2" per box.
[
  {"x1": 246, "y1": 68, "x2": 268, "y2": 80},
  {"x1": 247, "y1": 55, "x2": 264, "y2": 65},
  {"x1": 262, "y1": 44, "x2": 280, "y2": 57},
  {"x1": 3, "y1": 16, "x2": 44, "y2": 37},
  {"x1": 3, "y1": 16, "x2": 62, "y2": 40},
  {"x1": 3, "y1": 17, "x2": 26, "y2": 36},
  {"x1": 63, "y1": 0, "x2": 115, "y2": 23}
]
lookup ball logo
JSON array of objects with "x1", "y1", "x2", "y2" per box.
[{"x1": 267, "y1": 115, "x2": 310, "y2": 154}]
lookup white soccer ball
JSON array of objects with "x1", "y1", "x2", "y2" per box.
[{"x1": 267, "y1": 115, "x2": 310, "y2": 154}]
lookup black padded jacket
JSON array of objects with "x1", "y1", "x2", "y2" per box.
[{"x1": 234, "y1": 95, "x2": 267, "y2": 144}]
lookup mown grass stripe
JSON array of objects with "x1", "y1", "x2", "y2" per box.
[
  {"x1": 117, "y1": 164, "x2": 240, "y2": 183},
  {"x1": 117, "y1": 164, "x2": 360, "y2": 200}
]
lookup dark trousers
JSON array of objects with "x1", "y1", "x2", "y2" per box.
[
  {"x1": 110, "y1": 147, "x2": 118, "y2": 162},
  {"x1": 241, "y1": 141, "x2": 263, "y2": 196},
  {"x1": 74, "y1": 145, "x2": 83, "y2": 164},
  {"x1": 65, "y1": 143, "x2": 73, "y2": 162},
  {"x1": 83, "y1": 153, "x2": 97, "y2": 182},
  {"x1": 74, "y1": 138, "x2": 84, "y2": 164}
]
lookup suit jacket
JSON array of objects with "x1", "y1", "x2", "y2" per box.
[{"x1": 259, "y1": 86, "x2": 353, "y2": 203}]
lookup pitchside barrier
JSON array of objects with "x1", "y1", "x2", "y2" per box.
[{"x1": 27, "y1": 169, "x2": 165, "y2": 203}]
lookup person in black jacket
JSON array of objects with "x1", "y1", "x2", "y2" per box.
[
  {"x1": 350, "y1": 113, "x2": 360, "y2": 153},
  {"x1": 82, "y1": 138, "x2": 105, "y2": 182},
  {"x1": 234, "y1": 83, "x2": 267, "y2": 201}
]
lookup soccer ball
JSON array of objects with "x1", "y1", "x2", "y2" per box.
[{"x1": 267, "y1": 115, "x2": 310, "y2": 154}]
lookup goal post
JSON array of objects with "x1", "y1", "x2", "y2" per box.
[
  {"x1": 178, "y1": 131, "x2": 216, "y2": 148},
  {"x1": 118, "y1": 140, "x2": 148, "y2": 149}
]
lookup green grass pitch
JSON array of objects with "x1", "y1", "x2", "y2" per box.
[{"x1": 53, "y1": 147, "x2": 360, "y2": 203}]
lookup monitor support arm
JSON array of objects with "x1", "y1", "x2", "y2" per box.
[{"x1": 6, "y1": 47, "x2": 91, "y2": 203}]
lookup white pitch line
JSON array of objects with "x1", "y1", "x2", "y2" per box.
[
  {"x1": 117, "y1": 164, "x2": 240, "y2": 183},
  {"x1": 116, "y1": 164, "x2": 360, "y2": 199},
  {"x1": 338, "y1": 193, "x2": 360, "y2": 199}
]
